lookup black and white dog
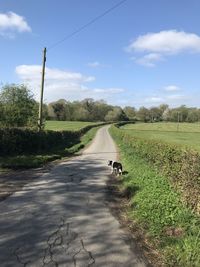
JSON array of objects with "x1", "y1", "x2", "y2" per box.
[{"x1": 108, "y1": 160, "x2": 123, "y2": 176}]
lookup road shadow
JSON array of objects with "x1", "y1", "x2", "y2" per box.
[{"x1": 0, "y1": 156, "x2": 149, "y2": 267}]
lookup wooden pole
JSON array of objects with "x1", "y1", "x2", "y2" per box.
[{"x1": 38, "y1": 47, "x2": 47, "y2": 131}]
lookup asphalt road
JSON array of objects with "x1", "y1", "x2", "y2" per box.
[{"x1": 0, "y1": 125, "x2": 147, "y2": 267}]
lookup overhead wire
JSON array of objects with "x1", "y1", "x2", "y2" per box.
[{"x1": 47, "y1": 0, "x2": 128, "y2": 51}]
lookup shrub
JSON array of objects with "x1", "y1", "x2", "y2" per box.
[{"x1": 0, "y1": 123, "x2": 106, "y2": 156}]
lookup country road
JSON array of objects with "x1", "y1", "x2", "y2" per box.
[{"x1": 0, "y1": 126, "x2": 147, "y2": 267}]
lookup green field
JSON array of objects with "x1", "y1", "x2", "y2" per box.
[
  {"x1": 45, "y1": 121, "x2": 98, "y2": 131},
  {"x1": 121, "y1": 122, "x2": 200, "y2": 151}
]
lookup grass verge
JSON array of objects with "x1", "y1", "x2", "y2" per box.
[
  {"x1": 109, "y1": 126, "x2": 200, "y2": 267},
  {"x1": 0, "y1": 126, "x2": 100, "y2": 169}
]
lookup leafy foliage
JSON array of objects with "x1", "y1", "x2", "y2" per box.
[
  {"x1": 0, "y1": 123, "x2": 106, "y2": 156},
  {"x1": 0, "y1": 84, "x2": 38, "y2": 127},
  {"x1": 0, "y1": 125, "x2": 101, "y2": 169}
]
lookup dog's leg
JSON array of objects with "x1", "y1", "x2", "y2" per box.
[{"x1": 114, "y1": 168, "x2": 118, "y2": 176}]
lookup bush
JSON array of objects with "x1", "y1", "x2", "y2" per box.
[
  {"x1": 111, "y1": 124, "x2": 200, "y2": 215},
  {"x1": 0, "y1": 123, "x2": 106, "y2": 156}
]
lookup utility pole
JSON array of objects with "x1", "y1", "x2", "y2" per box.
[
  {"x1": 38, "y1": 47, "x2": 47, "y2": 131},
  {"x1": 177, "y1": 111, "x2": 180, "y2": 132}
]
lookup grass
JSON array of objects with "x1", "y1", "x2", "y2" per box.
[
  {"x1": 0, "y1": 126, "x2": 101, "y2": 169},
  {"x1": 110, "y1": 126, "x2": 200, "y2": 267},
  {"x1": 121, "y1": 122, "x2": 200, "y2": 151},
  {"x1": 45, "y1": 120, "x2": 98, "y2": 131}
]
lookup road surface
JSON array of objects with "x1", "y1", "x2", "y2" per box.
[{"x1": 0, "y1": 126, "x2": 147, "y2": 267}]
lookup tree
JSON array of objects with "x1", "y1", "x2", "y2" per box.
[
  {"x1": 0, "y1": 84, "x2": 38, "y2": 127},
  {"x1": 162, "y1": 107, "x2": 171, "y2": 121},
  {"x1": 73, "y1": 106, "x2": 90, "y2": 121},
  {"x1": 123, "y1": 106, "x2": 136, "y2": 120},
  {"x1": 149, "y1": 107, "x2": 162, "y2": 122},
  {"x1": 186, "y1": 109, "x2": 199, "y2": 122},
  {"x1": 105, "y1": 107, "x2": 128, "y2": 122},
  {"x1": 137, "y1": 107, "x2": 151, "y2": 122},
  {"x1": 51, "y1": 100, "x2": 67, "y2": 121}
]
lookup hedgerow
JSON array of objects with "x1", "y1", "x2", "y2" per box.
[
  {"x1": 0, "y1": 123, "x2": 106, "y2": 156},
  {"x1": 112, "y1": 124, "x2": 200, "y2": 215}
]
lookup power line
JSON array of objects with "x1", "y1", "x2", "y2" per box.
[{"x1": 47, "y1": 0, "x2": 128, "y2": 51}]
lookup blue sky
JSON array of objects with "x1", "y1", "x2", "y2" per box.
[{"x1": 1, "y1": 0, "x2": 200, "y2": 108}]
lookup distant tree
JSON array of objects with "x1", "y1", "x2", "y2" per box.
[
  {"x1": 123, "y1": 106, "x2": 136, "y2": 120},
  {"x1": 186, "y1": 109, "x2": 199, "y2": 122},
  {"x1": 105, "y1": 107, "x2": 128, "y2": 122},
  {"x1": 51, "y1": 99, "x2": 67, "y2": 120},
  {"x1": 162, "y1": 107, "x2": 171, "y2": 121},
  {"x1": 73, "y1": 106, "x2": 90, "y2": 121},
  {"x1": 159, "y1": 104, "x2": 169, "y2": 114},
  {"x1": 177, "y1": 105, "x2": 189, "y2": 122},
  {"x1": 0, "y1": 84, "x2": 38, "y2": 127},
  {"x1": 42, "y1": 103, "x2": 49, "y2": 120},
  {"x1": 47, "y1": 103, "x2": 56, "y2": 120},
  {"x1": 81, "y1": 98, "x2": 95, "y2": 120},
  {"x1": 93, "y1": 100, "x2": 112, "y2": 121},
  {"x1": 137, "y1": 107, "x2": 151, "y2": 122},
  {"x1": 149, "y1": 107, "x2": 162, "y2": 122}
]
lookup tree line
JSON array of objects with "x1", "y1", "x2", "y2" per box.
[{"x1": 1, "y1": 84, "x2": 200, "y2": 127}]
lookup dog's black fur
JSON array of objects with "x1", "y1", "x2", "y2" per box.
[{"x1": 108, "y1": 160, "x2": 123, "y2": 175}]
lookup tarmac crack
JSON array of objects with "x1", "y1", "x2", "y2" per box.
[
  {"x1": 42, "y1": 218, "x2": 65, "y2": 266},
  {"x1": 80, "y1": 239, "x2": 95, "y2": 266},
  {"x1": 14, "y1": 246, "x2": 31, "y2": 267},
  {"x1": 42, "y1": 218, "x2": 95, "y2": 266}
]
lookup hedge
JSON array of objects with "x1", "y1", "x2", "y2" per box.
[
  {"x1": 0, "y1": 123, "x2": 106, "y2": 156},
  {"x1": 111, "y1": 124, "x2": 200, "y2": 215}
]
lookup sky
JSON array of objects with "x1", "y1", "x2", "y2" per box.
[{"x1": 0, "y1": 0, "x2": 200, "y2": 108}]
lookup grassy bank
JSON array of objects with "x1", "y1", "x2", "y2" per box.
[
  {"x1": 121, "y1": 122, "x2": 200, "y2": 151},
  {"x1": 110, "y1": 126, "x2": 200, "y2": 267},
  {"x1": 0, "y1": 125, "x2": 101, "y2": 169}
]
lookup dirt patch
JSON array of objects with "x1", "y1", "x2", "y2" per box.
[{"x1": 106, "y1": 174, "x2": 165, "y2": 267}]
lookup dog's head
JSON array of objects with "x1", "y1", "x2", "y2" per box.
[{"x1": 108, "y1": 160, "x2": 113, "y2": 166}]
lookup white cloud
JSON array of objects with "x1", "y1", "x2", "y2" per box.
[
  {"x1": 135, "y1": 53, "x2": 163, "y2": 67},
  {"x1": 128, "y1": 30, "x2": 200, "y2": 54},
  {"x1": 87, "y1": 61, "x2": 110, "y2": 68},
  {"x1": 88, "y1": 61, "x2": 101, "y2": 68},
  {"x1": 93, "y1": 88, "x2": 124, "y2": 94},
  {"x1": 144, "y1": 97, "x2": 164, "y2": 103},
  {"x1": 164, "y1": 85, "x2": 181, "y2": 92},
  {"x1": 15, "y1": 65, "x2": 124, "y2": 103},
  {"x1": 166, "y1": 94, "x2": 186, "y2": 100},
  {"x1": 0, "y1": 12, "x2": 31, "y2": 37},
  {"x1": 127, "y1": 30, "x2": 200, "y2": 66},
  {"x1": 16, "y1": 65, "x2": 94, "y2": 82},
  {"x1": 16, "y1": 65, "x2": 95, "y2": 101}
]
